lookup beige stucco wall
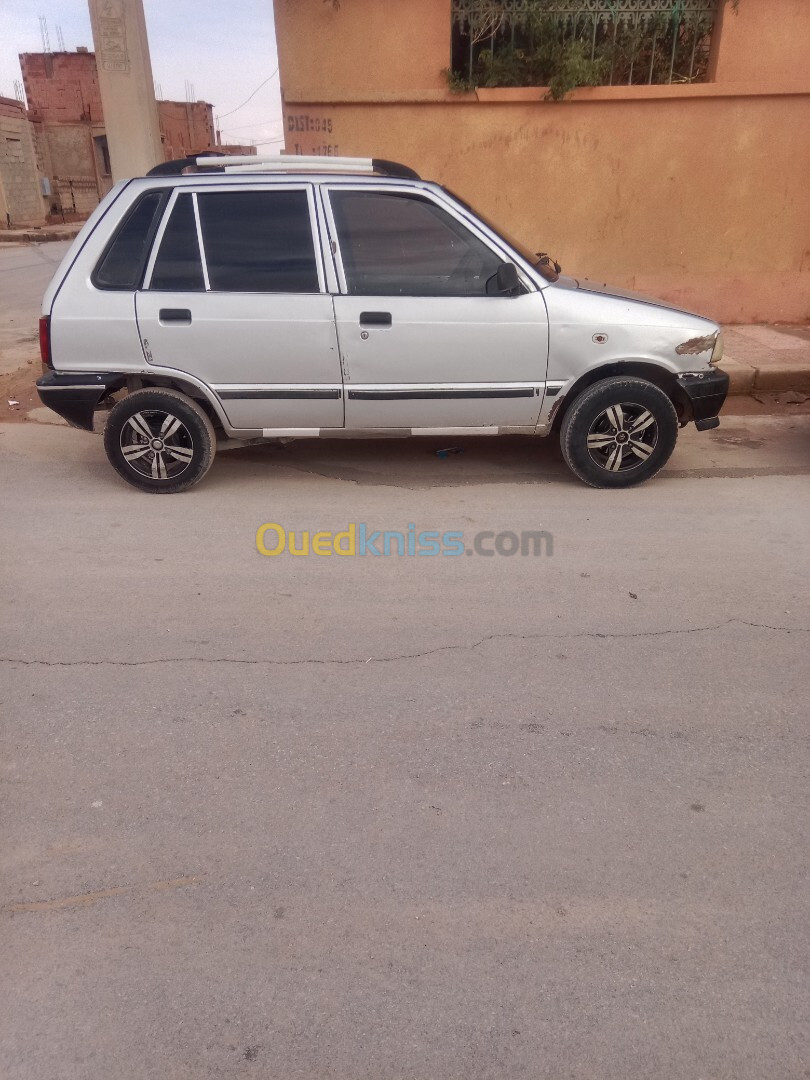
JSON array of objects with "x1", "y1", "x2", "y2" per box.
[
  {"x1": 275, "y1": 0, "x2": 810, "y2": 324},
  {"x1": 277, "y1": 0, "x2": 449, "y2": 97},
  {"x1": 710, "y1": 0, "x2": 810, "y2": 86}
]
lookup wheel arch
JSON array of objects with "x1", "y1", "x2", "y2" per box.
[
  {"x1": 550, "y1": 361, "x2": 690, "y2": 431},
  {"x1": 99, "y1": 370, "x2": 228, "y2": 431}
]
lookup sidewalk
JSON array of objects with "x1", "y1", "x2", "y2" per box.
[
  {"x1": 721, "y1": 324, "x2": 810, "y2": 395},
  {"x1": 0, "y1": 224, "x2": 83, "y2": 244}
]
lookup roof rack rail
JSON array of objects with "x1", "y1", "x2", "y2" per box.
[
  {"x1": 146, "y1": 154, "x2": 420, "y2": 180},
  {"x1": 221, "y1": 160, "x2": 375, "y2": 175},
  {"x1": 201, "y1": 154, "x2": 367, "y2": 169},
  {"x1": 146, "y1": 151, "x2": 222, "y2": 176}
]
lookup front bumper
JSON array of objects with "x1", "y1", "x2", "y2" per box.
[
  {"x1": 677, "y1": 369, "x2": 730, "y2": 430},
  {"x1": 36, "y1": 371, "x2": 122, "y2": 431}
]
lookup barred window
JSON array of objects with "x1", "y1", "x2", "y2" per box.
[{"x1": 450, "y1": 1, "x2": 721, "y2": 96}]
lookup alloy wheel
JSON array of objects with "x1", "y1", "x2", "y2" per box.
[
  {"x1": 586, "y1": 402, "x2": 659, "y2": 473},
  {"x1": 119, "y1": 409, "x2": 195, "y2": 480}
]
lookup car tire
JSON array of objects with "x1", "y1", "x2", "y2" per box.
[
  {"x1": 103, "y1": 387, "x2": 217, "y2": 493},
  {"x1": 560, "y1": 376, "x2": 678, "y2": 488}
]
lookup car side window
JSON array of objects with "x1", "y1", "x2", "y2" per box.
[
  {"x1": 196, "y1": 190, "x2": 319, "y2": 293},
  {"x1": 150, "y1": 193, "x2": 205, "y2": 291},
  {"x1": 329, "y1": 190, "x2": 504, "y2": 297},
  {"x1": 93, "y1": 191, "x2": 166, "y2": 290}
]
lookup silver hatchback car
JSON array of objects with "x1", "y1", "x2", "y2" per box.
[{"x1": 37, "y1": 154, "x2": 728, "y2": 492}]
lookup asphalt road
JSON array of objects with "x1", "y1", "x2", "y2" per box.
[
  {"x1": 0, "y1": 241, "x2": 72, "y2": 375},
  {"x1": 2, "y1": 416, "x2": 809, "y2": 1080}
]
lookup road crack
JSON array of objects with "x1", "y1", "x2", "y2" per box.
[
  {"x1": 0, "y1": 619, "x2": 806, "y2": 669},
  {"x1": 5, "y1": 875, "x2": 202, "y2": 915}
]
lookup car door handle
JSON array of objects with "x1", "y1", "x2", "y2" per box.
[
  {"x1": 359, "y1": 311, "x2": 392, "y2": 328},
  {"x1": 159, "y1": 308, "x2": 192, "y2": 324}
]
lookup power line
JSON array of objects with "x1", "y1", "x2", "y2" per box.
[
  {"x1": 219, "y1": 118, "x2": 283, "y2": 133},
  {"x1": 217, "y1": 69, "x2": 279, "y2": 120},
  {"x1": 228, "y1": 136, "x2": 285, "y2": 146}
]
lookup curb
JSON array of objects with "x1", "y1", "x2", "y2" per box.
[
  {"x1": 721, "y1": 357, "x2": 810, "y2": 395},
  {"x1": 0, "y1": 229, "x2": 81, "y2": 244},
  {"x1": 753, "y1": 366, "x2": 810, "y2": 393}
]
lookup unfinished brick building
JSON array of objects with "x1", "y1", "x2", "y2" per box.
[
  {"x1": 14, "y1": 48, "x2": 253, "y2": 222},
  {"x1": 20, "y1": 48, "x2": 109, "y2": 218}
]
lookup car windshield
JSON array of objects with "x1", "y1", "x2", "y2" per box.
[{"x1": 441, "y1": 187, "x2": 560, "y2": 282}]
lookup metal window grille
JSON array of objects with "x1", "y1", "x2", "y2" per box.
[{"x1": 451, "y1": 0, "x2": 721, "y2": 89}]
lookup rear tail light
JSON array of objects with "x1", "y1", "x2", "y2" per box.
[{"x1": 39, "y1": 316, "x2": 52, "y2": 368}]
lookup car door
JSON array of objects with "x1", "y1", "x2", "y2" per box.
[
  {"x1": 324, "y1": 185, "x2": 549, "y2": 430},
  {"x1": 135, "y1": 185, "x2": 344, "y2": 432}
]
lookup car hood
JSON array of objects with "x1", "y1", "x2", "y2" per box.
[
  {"x1": 567, "y1": 276, "x2": 704, "y2": 318},
  {"x1": 542, "y1": 271, "x2": 722, "y2": 377}
]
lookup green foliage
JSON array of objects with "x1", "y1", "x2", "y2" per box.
[
  {"x1": 546, "y1": 40, "x2": 607, "y2": 100},
  {"x1": 468, "y1": 38, "x2": 605, "y2": 99},
  {"x1": 442, "y1": 67, "x2": 477, "y2": 93}
]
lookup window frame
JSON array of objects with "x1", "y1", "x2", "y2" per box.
[
  {"x1": 322, "y1": 183, "x2": 530, "y2": 298},
  {"x1": 142, "y1": 183, "x2": 326, "y2": 295},
  {"x1": 147, "y1": 190, "x2": 207, "y2": 292}
]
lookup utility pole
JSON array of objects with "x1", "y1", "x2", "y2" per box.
[{"x1": 87, "y1": 0, "x2": 163, "y2": 181}]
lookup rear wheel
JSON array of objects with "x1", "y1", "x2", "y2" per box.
[
  {"x1": 560, "y1": 377, "x2": 678, "y2": 488},
  {"x1": 103, "y1": 388, "x2": 216, "y2": 493}
]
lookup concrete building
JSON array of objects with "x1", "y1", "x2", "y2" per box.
[
  {"x1": 275, "y1": 0, "x2": 810, "y2": 323},
  {"x1": 0, "y1": 96, "x2": 46, "y2": 227}
]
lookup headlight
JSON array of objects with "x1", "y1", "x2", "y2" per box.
[{"x1": 710, "y1": 331, "x2": 724, "y2": 365}]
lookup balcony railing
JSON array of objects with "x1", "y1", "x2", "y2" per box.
[{"x1": 450, "y1": 0, "x2": 722, "y2": 95}]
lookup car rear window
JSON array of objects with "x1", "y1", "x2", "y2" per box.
[
  {"x1": 150, "y1": 194, "x2": 205, "y2": 292},
  {"x1": 93, "y1": 191, "x2": 166, "y2": 290},
  {"x1": 196, "y1": 190, "x2": 319, "y2": 293}
]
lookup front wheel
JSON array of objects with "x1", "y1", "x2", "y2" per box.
[
  {"x1": 103, "y1": 388, "x2": 216, "y2": 493},
  {"x1": 560, "y1": 377, "x2": 678, "y2": 488}
]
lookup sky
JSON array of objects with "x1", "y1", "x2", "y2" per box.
[{"x1": 0, "y1": 0, "x2": 284, "y2": 152}]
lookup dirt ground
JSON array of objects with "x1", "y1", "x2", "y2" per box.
[{"x1": 0, "y1": 360, "x2": 42, "y2": 423}]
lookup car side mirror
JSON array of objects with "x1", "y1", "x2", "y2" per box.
[{"x1": 486, "y1": 262, "x2": 520, "y2": 297}]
